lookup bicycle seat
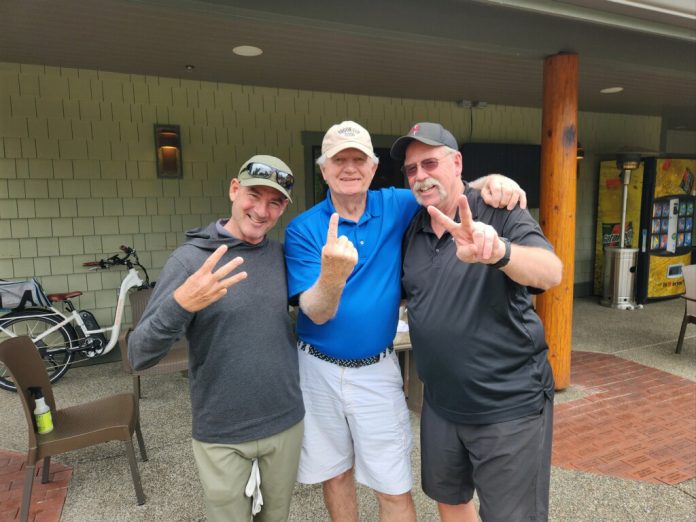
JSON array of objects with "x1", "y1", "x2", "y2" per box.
[{"x1": 47, "y1": 291, "x2": 83, "y2": 302}]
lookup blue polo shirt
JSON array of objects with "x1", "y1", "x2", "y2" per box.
[{"x1": 285, "y1": 188, "x2": 419, "y2": 359}]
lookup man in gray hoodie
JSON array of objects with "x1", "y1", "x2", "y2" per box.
[{"x1": 128, "y1": 155, "x2": 304, "y2": 522}]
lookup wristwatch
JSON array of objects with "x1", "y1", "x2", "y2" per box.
[{"x1": 491, "y1": 237, "x2": 511, "y2": 269}]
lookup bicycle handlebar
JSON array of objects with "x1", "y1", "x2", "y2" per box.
[
  {"x1": 81, "y1": 255, "x2": 122, "y2": 269},
  {"x1": 80, "y1": 246, "x2": 151, "y2": 287}
]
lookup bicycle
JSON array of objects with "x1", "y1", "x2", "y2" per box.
[{"x1": 0, "y1": 246, "x2": 152, "y2": 392}]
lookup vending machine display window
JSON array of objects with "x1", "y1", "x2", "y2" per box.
[{"x1": 650, "y1": 195, "x2": 694, "y2": 252}]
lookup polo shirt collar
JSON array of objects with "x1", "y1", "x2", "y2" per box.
[{"x1": 322, "y1": 189, "x2": 383, "y2": 224}]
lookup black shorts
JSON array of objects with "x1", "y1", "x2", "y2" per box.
[{"x1": 420, "y1": 397, "x2": 553, "y2": 522}]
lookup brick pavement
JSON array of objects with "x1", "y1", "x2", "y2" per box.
[
  {"x1": 553, "y1": 351, "x2": 696, "y2": 485},
  {"x1": 0, "y1": 450, "x2": 72, "y2": 522}
]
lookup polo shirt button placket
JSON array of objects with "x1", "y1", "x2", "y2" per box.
[{"x1": 432, "y1": 246, "x2": 443, "y2": 268}]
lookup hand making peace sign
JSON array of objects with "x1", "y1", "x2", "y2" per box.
[
  {"x1": 428, "y1": 195, "x2": 507, "y2": 265},
  {"x1": 320, "y1": 213, "x2": 358, "y2": 285},
  {"x1": 174, "y1": 245, "x2": 248, "y2": 312}
]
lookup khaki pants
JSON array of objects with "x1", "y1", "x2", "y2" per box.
[{"x1": 192, "y1": 420, "x2": 303, "y2": 522}]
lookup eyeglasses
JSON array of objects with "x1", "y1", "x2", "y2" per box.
[
  {"x1": 244, "y1": 162, "x2": 294, "y2": 191},
  {"x1": 401, "y1": 151, "x2": 454, "y2": 177}
]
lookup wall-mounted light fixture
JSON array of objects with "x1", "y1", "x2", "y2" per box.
[
  {"x1": 576, "y1": 142, "x2": 585, "y2": 160},
  {"x1": 154, "y1": 124, "x2": 183, "y2": 179}
]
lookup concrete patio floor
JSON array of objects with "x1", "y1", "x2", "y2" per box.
[{"x1": 0, "y1": 296, "x2": 694, "y2": 521}]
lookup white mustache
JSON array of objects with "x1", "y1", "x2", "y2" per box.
[{"x1": 413, "y1": 178, "x2": 443, "y2": 192}]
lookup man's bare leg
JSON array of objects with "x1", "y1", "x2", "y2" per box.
[
  {"x1": 323, "y1": 469, "x2": 358, "y2": 522},
  {"x1": 438, "y1": 500, "x2": 478, "y2": 522},
  {"x1": 376, "y1": 491, "x2": 416, "y2": 522}
]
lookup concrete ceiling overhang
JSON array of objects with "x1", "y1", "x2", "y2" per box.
[{"x1": 1, "y1": 0, "x2": 695, "y2": 129}]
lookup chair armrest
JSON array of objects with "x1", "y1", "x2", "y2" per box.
[
  {"x1": 134, "y1": 343, "x2": 189, "y2": 376},
  {"x1": 118, "y1": 329, "x2": 134, "y2": 374}
]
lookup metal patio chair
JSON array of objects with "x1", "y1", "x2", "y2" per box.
[{"x1": 676, "y1": 264, "x2": 696, "y2": 354}]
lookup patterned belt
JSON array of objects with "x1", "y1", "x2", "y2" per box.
[{"x1": 297, "y1": 340, "x2": 394, "y2": 368}]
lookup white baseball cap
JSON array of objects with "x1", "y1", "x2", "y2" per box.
[{"x1": 321, "y1": 121, "x2": 375, "y2": 159}]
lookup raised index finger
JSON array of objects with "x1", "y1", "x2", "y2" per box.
[{"x1": 326, "y1": 213, "x2": 339, "y2": 244}]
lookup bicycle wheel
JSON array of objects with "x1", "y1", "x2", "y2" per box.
[{"x1": 0, "y1": 309, "x2": 77, "y2": 392}]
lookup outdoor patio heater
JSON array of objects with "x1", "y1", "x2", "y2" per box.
[{"x1": 601, "y1": 153, "x2": 642, "y2": 310}]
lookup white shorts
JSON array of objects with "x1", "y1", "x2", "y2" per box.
[{"x1": 297, "y1": 347, "x2": 413, "y2": 495}]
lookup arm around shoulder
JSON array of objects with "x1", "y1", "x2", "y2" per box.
[{"x1": 469, "y1": 173, "x2": 527, "y2": 210}]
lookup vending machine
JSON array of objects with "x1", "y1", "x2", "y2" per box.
[
  {"x1": 636, "y1": 158, "x2": 695, "y2": 302},
  {"x1": 594, "y1": 157, "x2": 695, "y2": 303}
]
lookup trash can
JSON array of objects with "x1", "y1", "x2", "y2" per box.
[{"x1": 601, "y1": 247, "x2": 639, "y2": 310}]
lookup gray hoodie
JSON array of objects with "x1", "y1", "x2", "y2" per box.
[{"x1": 128, "y1": 221, "x2": 304, "y2": 443}]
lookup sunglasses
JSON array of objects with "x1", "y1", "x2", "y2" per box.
[
  {"x1": 244, "y1": 162, "x2": 294, "y2": 191},
  {"x1": 401, "y1": 151, "x2": 454, "y2": 177}
]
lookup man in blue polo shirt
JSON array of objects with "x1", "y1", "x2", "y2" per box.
[{"x1": 284, "y1": 121, "x2": 525, "y2": 521}]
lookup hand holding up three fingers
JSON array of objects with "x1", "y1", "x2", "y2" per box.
[
  {"x1": 320, "y1": 213, "x2": 358, "y2": 285},
  {"x1": 174, "y1": 245, "x2": 248, "y2": 312},
  {"x1": 428, "y1": 195, "x2": 506, "y2": 265}
]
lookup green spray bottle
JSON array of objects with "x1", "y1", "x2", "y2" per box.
[{"x1": 29, "y1": 387, "x2": 53, "y2": 435}]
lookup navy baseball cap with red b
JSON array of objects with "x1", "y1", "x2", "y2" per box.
[{"x1": 390, "y1": 122, "x2": 459, "y2": 160}]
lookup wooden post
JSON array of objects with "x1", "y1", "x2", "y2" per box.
[{"x1": 536, "y1": 53, "x2": 578, "y2": 390}]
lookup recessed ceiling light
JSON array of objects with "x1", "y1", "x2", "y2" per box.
[
  {"x1": 600, "y1": 86, "x2": 624, "y2": 94},
  {"x1": 233, "y1": 45, "x2": 263, "y2": 57},
  {"x1": 184, "y1": 64, "x2": 195, "y2": 72}
]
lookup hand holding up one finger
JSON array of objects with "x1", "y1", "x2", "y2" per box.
[
  {"x1": 427, "y1": 195, "x2": 507, "y2": 265},
  {"x1": 320, "y1": 213, "x2": 358, "y2": 286},
  {"x1": 174, "y1": 245, "x2": 247, "y2": 312}
]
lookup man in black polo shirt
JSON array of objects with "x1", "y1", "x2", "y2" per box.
[{"x1": 391, "y1": 123, "x2": 563, "y2": 522}]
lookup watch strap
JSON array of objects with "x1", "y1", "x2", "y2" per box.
[{"x1": 491, "y1": 237, "x2": 511, "y2": 269}]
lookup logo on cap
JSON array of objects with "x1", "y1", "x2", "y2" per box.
[
  {"x1": 338, "y1": 126, "x2": 361, "y2": 138},
  {"x1": 409, "y1": 124, "x2": 420, "y2": 136}
]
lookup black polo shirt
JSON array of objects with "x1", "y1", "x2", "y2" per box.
[{"x1": 401, "y1": 187, "x2": 555, "y2": 425}]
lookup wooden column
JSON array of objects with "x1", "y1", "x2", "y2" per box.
[{"x1": 536, "y1": 53, "x2": 578, "y2": 390}]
